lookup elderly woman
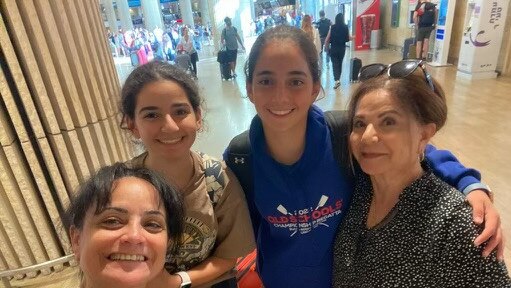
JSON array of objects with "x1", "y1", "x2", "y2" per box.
[
  {"x1": 65, "y1": 163, "x2": 185, "y2": 288},
  {"x1": 178, "y1": 27, "x2": 198, "y2": 78},
  {"x1": 332, "y1": 60, "x2": 511, "y2": 287}
]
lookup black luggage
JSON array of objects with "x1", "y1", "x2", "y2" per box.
[
  {"x1": 217, "y1": 49, "x2": 232, "y2": 80},
  {"x1": 217, "y1": 49, "x2": 229, "y2": 64},
  {"x1": 403, "y1": 37, "x2": 416, "y2": 59},
  {"x1": 220, "y1": 62, "x2": 232, "y2": 80},
  {"x1": 350, "y1": 58, "x2": 362, "y2": 82}
]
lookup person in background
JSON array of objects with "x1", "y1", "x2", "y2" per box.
[
  {"x1": 116, "y1": 29, "x2": 128, "y2": 57},
  {"x1": 153, "y1": 26, "x2": 164, "y2": 43},
  {"x1": 221, "y1": 17, "x2": 245, "y2": 78},
  {"x1": 324, "y1": 12, "x2": 353, "y2": 89},
  {"x1": 255, "y1": 16, "x2": 264, "y2": 36},
  {"x1": 178, "y1": 27, "x2": 199, "y2": 78},
  {"x1": 301, "y1": 14, "x2": 321, "y2": 56},
  {"x1": 162, "y1": 33, "x2": 175, "y2": 62},
  {"x1": 413, "y1": 0, "x2": 437, "y2": 60},
  {"x1": 120, "y1": 61, "x2": 255, "y2": 288},
  {"x1": 294, "y1": 11, "x2": 304, "y2": 28},
  {"x1": 315, "y1": 10, "x2": 332, "y2": 54},
  {"x1": 65, "y1": 163, "x2": 185, "y2": 288},
  {"x1": 224, "y1": 25, "x2": 504, "y2": 287},
  {"x1": 333, "y1": 60, "x2": 510, "y2": 286},
  {"x1": 148, "y1": 32, "x2": 164, "y2": 61}
]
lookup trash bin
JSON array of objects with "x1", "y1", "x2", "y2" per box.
[{"x1": 370, "y1": 29, "x2": 382, "y2": 49}]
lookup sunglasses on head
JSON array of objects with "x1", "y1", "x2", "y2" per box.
[{"x1": 358, "y1": 59, "x2": 435, "y2": 91}]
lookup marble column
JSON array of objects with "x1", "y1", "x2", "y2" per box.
[
  {"x1": 234, "y1": 0, "x2": 251, "y2": 38},
  {"x1": 141, "y1": 0, "x2": 164, "y2": 31},
  {"x1": 116, "y1": 0, "x2": 133, "y2": 31},
  {"x1": 0, "y1": 0, "x2": 132, "y2": 286},
  {"x1": 199, "y1": 0, "x2": 210, "y2": 26},
  {"x1": 179, "y1": 0, "x2": 195, "y2": 27},
  {"x1": 207, "y1": 0, "x2": 220, "y2": 51},
  {"x1": 103, "y1": 0, "x2": 118, "y2": 32},
  {"x1": 249, "y1": 0, "x2": 256, "y2": 20}
]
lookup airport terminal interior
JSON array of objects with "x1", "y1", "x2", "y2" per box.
[{"x1": 1, "y1": 0, "x2": 511, "y2": 287}]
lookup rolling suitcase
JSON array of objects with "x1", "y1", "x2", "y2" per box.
[
  {"x1": 402, "y1": 37, "x2": 416, "y2": 59},
  {"x1": 217, "y1": 49, "x2": 229, "y2": 64},
  {"x1": 350, "y1": 57, "x2": 362, "y2": 82},
  {"x1": 219, "y1": 62, "x2": 232, "y2": 80},
  {"x1": 217, "y1": 49, "x2": 232, "y2": 80}
]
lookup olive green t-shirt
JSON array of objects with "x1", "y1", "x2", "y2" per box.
[{"x1": 128, "y1": 151, "x2": 255, "y2": 272}]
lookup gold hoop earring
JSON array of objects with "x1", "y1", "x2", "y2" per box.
[{"x1": 419, "y1": 151, "x2": 425, "y2": 162}]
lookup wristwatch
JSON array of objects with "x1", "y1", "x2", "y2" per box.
[{"x1": 176, "y1": 271, "x2": 192, "y2": 288}]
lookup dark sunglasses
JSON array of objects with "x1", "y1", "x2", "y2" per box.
[{"x1": 358, "y1": 59, "x2": 435, "y2": 91}]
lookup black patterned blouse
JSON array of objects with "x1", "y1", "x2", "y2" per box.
[{"x1": 332, "y1": 168, "x2": 511, "y2": 287}]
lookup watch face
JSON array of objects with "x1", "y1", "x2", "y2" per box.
[{"x1": 181, "y1": 283, "x2": 192, "y2": 288}]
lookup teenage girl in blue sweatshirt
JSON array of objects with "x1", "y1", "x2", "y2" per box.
[{"x1": 224, "y1": 25, "x2": 503, "y2": 288}]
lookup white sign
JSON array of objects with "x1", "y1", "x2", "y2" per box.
[
  {"x1": 430, "y1": 0, "x2": 456, "y2": 66},
  {"x1": 458, "y1": 0, "x2": 509, "y2": 78}
]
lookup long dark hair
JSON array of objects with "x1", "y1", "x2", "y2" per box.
[
  {"x1": 120, "y1": 61, "x2": 202, "y2": 129},
  {"x1": 334, "y1": 13, "x2": 346, "y2": 27}
]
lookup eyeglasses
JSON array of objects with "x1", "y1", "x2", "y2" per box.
[{"x1": 358, "y1": 59, "x2": 435, "y2": 91}]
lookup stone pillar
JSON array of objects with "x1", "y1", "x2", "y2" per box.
[
  {"x1": 301, "y1": 0, "x2": 310, "y2": 16},
  {"x1": 141, "y1": 0, "x2": 164, "y2": 31},
  {"x1": 234, "y1": 0, "x2": 251, "y2": 38},
  {"x1": 199, "y1": 0, "x2": 210, "y2": 26},
  {"x1": 103, "y1": 0, "x2": 118, "y2": 31},
  {"x1": 0, "y1": 0, "x2": 132, "y2": 286},
  {"x1": 313, "y1": 0, "x2": 319, "y2": 20},
  {"x1": 249, "y1": 0, "x2": 256, "y2": 20},
  {"x1": 207, "y1": 0, "x2": 221, "y2": 51},
  {"x1": 306, "y1": 0, "x2": 318, "y2": 20},
  {"x1": 116, "y1": 0, "x2": 133, "y2": 31},
  {"x1": 179, "y1": 0, "x2": 195, "y2": 27}
]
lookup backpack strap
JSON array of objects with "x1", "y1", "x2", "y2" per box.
[
  {"x1": 199, "y1": 152, "x2": 226, "y2": 207},
  {"x1": 323, "y1": 110, "x2": 354, "y2": 179},
  {"x1": 224, "y1": 131, "x2": 260, "y2": 236},
  {"x1": 225, "y1": 110, "x2": 353, "y2": 235}
]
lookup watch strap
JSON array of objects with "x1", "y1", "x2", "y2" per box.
[{"x1": 176, "y1": 271, "x2": 191, "y2": 287}]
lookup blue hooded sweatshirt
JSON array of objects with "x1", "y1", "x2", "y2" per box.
[{"x1": 225, "y1": 106, "x2": 483, "y2": 287}]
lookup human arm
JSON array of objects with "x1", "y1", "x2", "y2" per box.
[
  {"x1": 148, "y1": 164, "x2": 255, "y2": 288},
  {"x1": 434, "y1": 7, "x2": 439, "y2": 28},
  {"x1": 413, "y1": 2, "x2": 421, "y2": 26},
  {"x1": 314, "y1": 29, "x2": 321, "y2": 55},
  {"x1": 148, "y1": 256, "x2": 236, "y2": 288},
  {"x1": 424, "y1": 144, "x2": 503, "y2": 258},
  {"x1": 236, "y1": 32, "x2": 245, "y2": 50},
  {"x1": 324, "y1": 26, "x2": 332, "y2": 52}
]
